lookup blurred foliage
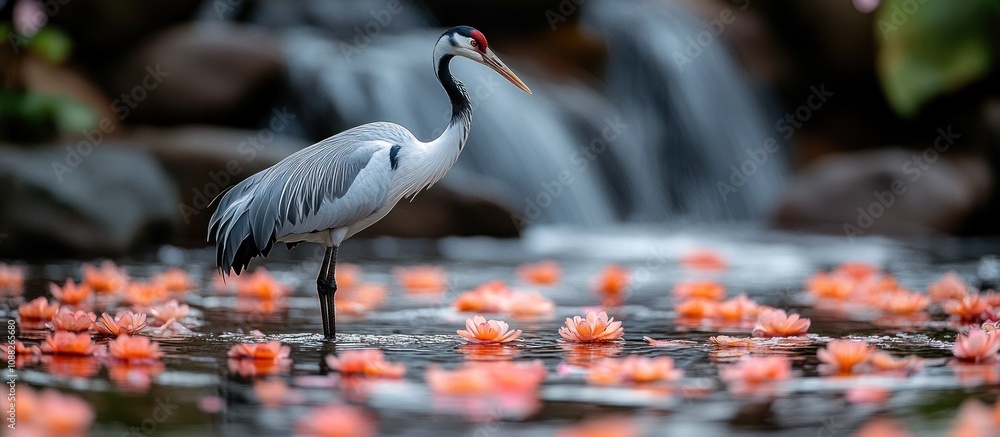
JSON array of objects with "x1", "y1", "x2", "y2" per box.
[
  {"x1": 0, "y1": 91, "x2": 98, "y2": 142},
  {"x1": 876, "y1": 0, "x2": 1000, "y2": 118},
  {"x1": 1, "y1": 21, "x2": 95, "y2": 143}
]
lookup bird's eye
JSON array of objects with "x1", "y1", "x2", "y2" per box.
[{"x1": 470, "y1": 39, "x2": 477, "y2": 47}]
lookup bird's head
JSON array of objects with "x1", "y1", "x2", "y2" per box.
[{"x1": 438, "y1": 26, "x2": 532, "y2": 94}]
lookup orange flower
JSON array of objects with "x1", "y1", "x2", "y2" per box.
[
  {"x1": 453, "y1": 281, "x2": 513, "y2": 313},
  {"x1": 337, "y1": 283, "x2": 387, "y2": 315},
  {"x1": 325, "y1": 349, "x2": 405, "y2": 378},
  {"x1": 49, "y1": 279, "x2": 93, "y2": 306},
  {"x1": 336, "y1": 263, "x2": 361, "y2": 289},
  {"x1": 878, "y1": 291, "x2": 930, "y2": 314},
  {"x1": 929, "y1": 272, "x2": 970, "y2": 302},
  {"x1": 296, "y1": 404, "x2": 375, "y2": 437},
  {"x1": 94, "y1": 311, "x2": 148, "y2": 336},
  {"x1": 587, "y1": 355, "x2": 682, "y2": 385},
  {"x1": 149, "y1": 299, "x2": 190, "y2": 323},
  {"x1": 949, "y1": 399, "x2": 997, "y2": 437},
  {"x1": 559, "y1": 311, "x2": 624, "y2": 343},
  {"x1": 681, "y1": 249, "x2": 727, "y2": 270},
  {"x1": 426, "y1": 361, "x2": 545, "y2": 394},
  {"x1": 806, "y1": 272, "x2": 854, "y2": 300},
  {"x1": 517, "y1": 260, "x2": 562, "y2": 285},
  {"x1": 40, "y1": 332, "x2": 96, "y2": 355},
  {"x1": 983, "y1": 290, "x2": 1000, "y2": 308},
  {"x1": 594, "y1": 264, "x2": 629, "y2": 301},
  {"x1": 817, "y1": 339, "x2": 874, "y2": 373},
  {"x1": 944, "y1": 294, "x2": 988, "y2": 323},
  {"x1": 717, "y1": 294, "x2": 760, "y2": 320},
  {"x1": 720, "y1": 355, "x2": 792, "y2": 384},
  {"x1": 108, "y1": 334, "x2": 164, "y2": 362},
  {"x1": 16, "y1": 387, "x2": 95, "y2": 437},
  {"x1": 673, "y1": 280, "x2": 726, "y2": 301},
  {"x1": 752, "y1": 309, "x2": 810, "y2": 338},
  {"x1": 237, "y1": 269, "x2": 289, "y2": 300},
  {"x1": 457, "y1": 315, "x2": 522, "y2": 344},
  {"x1": 228, "y1": 341, "x2": 291, "y2": 361},
  {"x1": 508, "y1": 293, "x2": 556, "y2": 317},
  {"x1": 869, "y1": 350, "x2": 923, "y2": 371},
  {"x1": 123, "y1": 281, "x2": 169, "y2": 307},
  {"x1": 151, "y1": 268, "x2": 192, "y2": 293},
  {"x1": 394, "y1": 265, "x2": 448, "y2": 293},
  {"x1": 708, "y1": 336, "x2": 760, "y2": 348},
  {"x1": 674, "y1": 299, "x2": 717, "y2": 319},
  {"x1": 558, "y1": 416, "x2": 640, "y2": 437},
  {"x1": 18, "y1": 296, "x2": 59, "y2": 320},
  {"x1": 82, "y1": 260, "x2": 128, "y2": 294},
  {"x1": 953, "y1": 325, "x2": 1000, "y2": 363},
  {"x1": 833, "y1": 261, "x2": 878, "y2": 281},
  {"x1": 0, "y1": 262, "x2": 25, "y2": 295},
  {"x1": 48, "y1": 308, "x2": 96, "y2": 333}
]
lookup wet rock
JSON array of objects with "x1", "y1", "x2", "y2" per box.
[
  {"x1": 0, "y1": 144, "x2": 178, "y2": 259},
  {"x1": 127, "y1": 125, "x2": 308, "y2": 243},
  {"x1": 107, "y1": 23, "x2": 284, "y2": 127},
  {"x1": 773, "y1": 148, "x2": 994, "y2": 237}
]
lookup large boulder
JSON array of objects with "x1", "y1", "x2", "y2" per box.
[
  {"x1": 0, "y1": 144, "x2": 179, "y2": 259},
  {"x1": 773, "y1": 148, "x2": 994, "y2": 237}
]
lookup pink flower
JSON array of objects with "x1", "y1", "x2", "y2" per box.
[
  {"x1": 18, "y1": 296, "x2": 59, "y2": 320},
  {"x1": 928, "y1": 271, "x2": 969, "y2": 302},
  {"x1": 517, "y1": 260, "x2": 561, "y2": 285},
  {"x1": 457, "y1": 316, "x2": 522, "y2": 344},
  {"x1": 82, "y1": 260, "x2": 129, "y2": 294},
  {"x1": 869, "y1": 350, "x2": 923, "y2": 372},
  {"x1": 717, "y1": 294, "x2": 760, "y2": 320},
  {"x1": 94, "y1": 311, "x2": 148, "y2": 336},
  {"x1": 296, "y1": 404, "x2": 375, "y2": 437},
  {"x1": 752, "y1": 309, "x2": 810, "y2": 338},
  {"x1": 720, "y1": 356, "x2": 792, "y2": 384},
  {"x1": 394, "y1": 265, "x2": 448, "y2": 293},
  {"x1": 508, "y1": 292, "x2": 556, "y2": 317},
  {"x1": 325, "y1": 349, "x2": 405, "y2": 378},
  {"x1": 944, "y1": 294, "x2": 988, "y2": 324},
  {"x1": 48, "y1": 308, "x2": 96, "y2": 333},
  {"x1": 151, "y1": 268, "x2": 192, "y2": 293},
  {"x1": 673, "y1": 280, "x2": 726, "y2": 301},
  {"x1": 953, "y1": 325, "x2": 1000, "y2": 363},
  {"x1": 14, "y1": 386, "x2": 95, "y2": 436},
  {"x1": 558, "y1": 311, "x2": 624, "y2": 343},
  {"x1": 49, "y1": 279, "x2": 92, "y2": 306},
  {"x1": 108, "y1": 334, "x2": 164, "y2": 363},
  {"x1": 817, "y1": 339, "x2": 874, "y2": 373},
  {"x1": 228, "y1": 341, "x2": 290, "y2": 360},
  {"x1": 40, "y1": 332, "x2": 97, "y2": 356},
  {"x1": 426, "y1": 361, "x2": 545, "y2": 395},
  {"x1": 148, "y1": 299, "x2": 190, "y2": 323},
  {"x1": 587, "y1": 355, "x2": 683, "y2": 385},
  {"x1": 0, "y1": 262, "x2": 25, "y2": 295}
]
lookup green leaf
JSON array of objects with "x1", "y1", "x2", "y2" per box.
[
  {"x1": 876, "y1": 0, "x2": 998, "y2": 117},
  {"x1": 26, "y1": 27, "x2": 73, "y2": 64}
]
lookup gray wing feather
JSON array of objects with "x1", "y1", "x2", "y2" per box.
[{"x1": 208, "y1": 123, "x2": 408, "y2": 274}]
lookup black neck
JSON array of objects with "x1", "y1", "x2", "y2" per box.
[{"x1": 436, "y1": 54, "x2": 472, "y2": 122}]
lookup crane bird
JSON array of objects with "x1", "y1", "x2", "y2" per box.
[{"x1": 208, "y1": 26, "x2": 531, "y2": 341}]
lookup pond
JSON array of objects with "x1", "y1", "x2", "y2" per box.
[{"x1": 6, "y1": 224, "x2": 1000, "y2": 436}]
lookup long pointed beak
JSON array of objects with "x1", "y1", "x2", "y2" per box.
[{"x1": 481, "y1": 48, "x2": 532, "y2": 94}]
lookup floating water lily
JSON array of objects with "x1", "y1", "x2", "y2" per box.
[
  {"x1": 237, "y1": 268, "x2": 290, "y2": 300},
  {"x1": 594, "y1": 264, "x2": 629, "y2": 304},
  {"x1": 296, "y1": 404, "x2": 375, "y2": 437},
  {"x1": 752, "y1": 309, "x2": 810, "y2": 338},
  {"x1": 673, "y1": 280, "x2": 726, "y2": 301},
  {"x1": 720, "y1": 355, "x2": 792, "y2": 384},
  {"x1": 50, "y1": 278, "x2": 92, "y2": 306},
  {"x1": 681, "y1": 248, "x2": 727, "y2": 271},
  {"x1": 953, "y1": 325, "x2": 999, "y2": 363},
  {"x1": 48, "y1": 308, "x2": 96, "y2": 333},
  {"x1": 152, "y1": 268, "x2": 193, "y2": 293},
  {"x1": 945, "y1": 294, "x2": 988, "y2": 324},
  {"x1": 928, "y1": 271, "x2": 970, "y2": 303},
  {"x1": 457, "y1": 315, "x2": 522, "y2": 344},
  {"x1": 517, "y1": 260, "x2": 561, "y2": 285},
  {"x1": 426, "y1": 360, "x2": 545, "y2": 395},
  {"x1": 559, "y1": 311, "x2": 624, "y2": 343},
  {"x1": 40, "y1": 332, "x2": 97, "y2": 356},
  {"x1": 123, "y1": 281, "x2": 170, "y2": 307},
  {"x1": 587, "y1": 355, "x2": 683, "y2": 385},
  {"x1": 149, "y1": 299, "x2": 191, "y2": 324},
  {"x1": 11, "y1": 386, "x2": 95, "y2": 437},
  {"x1": 817, "y1": 339, "x2": 874, "y2": 373},
  {"x1": 0, "y1": 262, "x2": 25, "y2": 295},
  {"x1": 105, "y1": 334, "x2": 164, "y2": 364},
  {"x1": 82, "y1": 260, "x2": 128, "y2": 294},
  {"x1": 19, "y1": 296, "x2": 60, "y2": 321},
  {"x1": 394, "y1": 265, "x2": 448, "y2": 293},
  {"x1": 325, "y1": 349, "x2": 405, "y2": 378},
  {"x1": 94, "y1": 311, "x2": 148, "y2": 336}
]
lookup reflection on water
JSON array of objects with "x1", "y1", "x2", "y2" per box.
[{"x1": 6, "y1": 225, "x2": 1000, "y2": 436}]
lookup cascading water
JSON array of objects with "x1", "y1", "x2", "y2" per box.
[{"x1": 236, "y1": 0, "x2": 788, "y2": 227}]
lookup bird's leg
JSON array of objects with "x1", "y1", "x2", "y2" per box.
[
  {"x1": 317, "y1": 245, "x2": 335, "y2": 340},
  {"x1": 327, "y1": 245, "x2": 339, "y2": 341}
]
